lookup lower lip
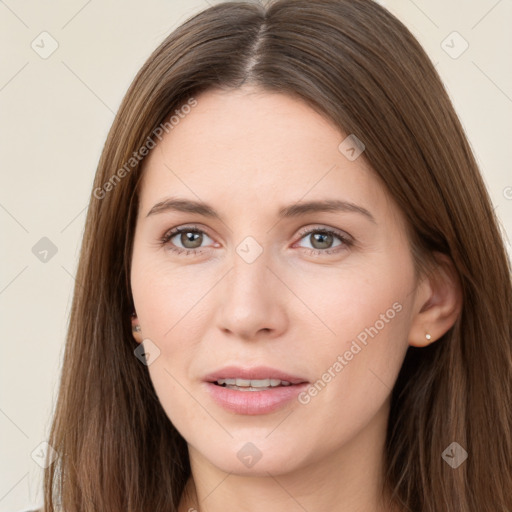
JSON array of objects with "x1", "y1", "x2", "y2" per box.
[{"x1": 204, "y1": 382, "x2": 309, "y2": 415}]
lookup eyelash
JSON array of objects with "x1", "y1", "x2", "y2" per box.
[{"x1": 159, "y1": 224, "x2": 354, "y2": 257}]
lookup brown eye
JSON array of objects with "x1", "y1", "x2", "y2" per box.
[
  {"x1": 295, "y1": 227, "x2": 353, "y2": 255},
  {"x1": 161, "y1": 226, "x2": 214, "y2": 254},
  {"x1": 176, "y1": 230, "x2": 203, "y2": 249},
  {"x1": 308, "y1": 231, "x2": 335, "y2": 250}
]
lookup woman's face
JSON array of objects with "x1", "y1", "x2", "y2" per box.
[{"x1": 130, "y1": 86, "x2": 422, "y2": 475}]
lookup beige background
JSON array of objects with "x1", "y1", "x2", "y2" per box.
[{"x1": 1, "y1": 0, "x2": 511, "y2": 510}]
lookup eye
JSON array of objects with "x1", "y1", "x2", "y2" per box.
[
  {"x1": 160, "y1": 225, "x2": 215, "y2": 255},
  {"x1": 294, "y1": 226, "x2": 353, "y2": 255},
  {"x1": 159, "y1": 224, "x2": 353, "y2": 257}
]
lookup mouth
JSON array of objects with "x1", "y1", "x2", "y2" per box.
[
  {"x1": 213, "y1": 378, "x2": 295, "y2": 391},
  {"x1": 204, "y1": 366, "x2": 308, "y2": 388},
  {"x1": 203, "y1": 366, "x2": 309, "y2": 414}
]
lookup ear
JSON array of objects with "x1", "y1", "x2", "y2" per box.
[
  {"x1": 408, "y1": 253, "x2": 462, "y2": 347},
  {"x1": 131, "y1": 312, "x2": 144, "y2": 344}
]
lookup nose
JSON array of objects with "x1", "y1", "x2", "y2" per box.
[{"x1": 215, "y1": 247, "x2": 289, "y2": 341}]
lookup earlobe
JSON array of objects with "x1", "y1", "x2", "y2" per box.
[
  {"x1": 408, "y1": 253, "x2": 462, "y2": 348},
  {"x1": 131, "y1": 312, "x2": 143, "y2": 343}
]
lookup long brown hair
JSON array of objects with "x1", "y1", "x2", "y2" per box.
[{"x1": 42, "y1": 0, "x2": 512, "y2": 510}]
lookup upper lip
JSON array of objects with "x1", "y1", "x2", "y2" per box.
[{"x1": 203, "y1": 366, "x2": 308, "y2": 385}]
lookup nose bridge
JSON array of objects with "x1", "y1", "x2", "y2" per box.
[
  {"x1": 215, "y1": 233, "x2": 287, "y2": 338},
  {"x1": 227, "y1": 236, "x2": 272, "y2": 300}
]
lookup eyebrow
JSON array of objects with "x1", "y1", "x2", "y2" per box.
[{"x1": 146, "y1": 197, "x2": 376, "y2": 224}]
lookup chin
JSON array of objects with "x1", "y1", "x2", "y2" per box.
[{"x1": 188, "y1": 435, "x2": 314, "y2": 476}]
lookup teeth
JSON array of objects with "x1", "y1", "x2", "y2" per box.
[{"x1": 216, "y1": 378, "x2": 292, "y2": 388}]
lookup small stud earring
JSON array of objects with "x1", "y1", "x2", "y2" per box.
[
  {"x1": 132, "y1": 325, "x2": 141, "y2": 333},
  {"x1": 425, "y1": 333, "x2": 432, "y2": 341}
]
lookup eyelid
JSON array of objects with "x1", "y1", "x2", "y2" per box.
[{"x1": 295, "y1": 224, "x2": 353, "y2": 243}]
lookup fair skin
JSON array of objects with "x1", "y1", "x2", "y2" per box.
[{"x1": 130, "y1": 86, "x2": 461, "y2": 512}]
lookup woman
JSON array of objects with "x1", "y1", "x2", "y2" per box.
[{"x1": 40, "y1": 0, "x2": 512, "y2": 510}]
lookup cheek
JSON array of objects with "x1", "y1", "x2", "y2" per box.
[
  {"x1": 130, "y1": 252, "x2": 221, "y2": 425},
  {"x1": 131, "y1": 248, "x2": 217, "y2": 340},
  {"x1": 130, "y1": 254, "x2": 211, "y2": 434},
  {"x1": 290, "y1": 249, "x2": 413, "y2": 350},
  {"x1": 287, "y1": 255, "x2": 414, "y2": 440}
]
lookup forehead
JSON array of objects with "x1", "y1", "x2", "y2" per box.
[
  {"x1": 138, "y1": 87, "x2": 397, "y2": 224},
  {"x1": 148, "y1": 87, "x2": 353, "y2": 172}
]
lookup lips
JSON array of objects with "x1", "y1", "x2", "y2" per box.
[
  {"x1": 203, "y1": 366, "x2": 308, "y2": 386},
  {"x1": 203, "y1": 366, "x2": 309, "y2": 414},
  {"x1": 216, "y1": 377, "x2": 292, "y2": 390}
]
